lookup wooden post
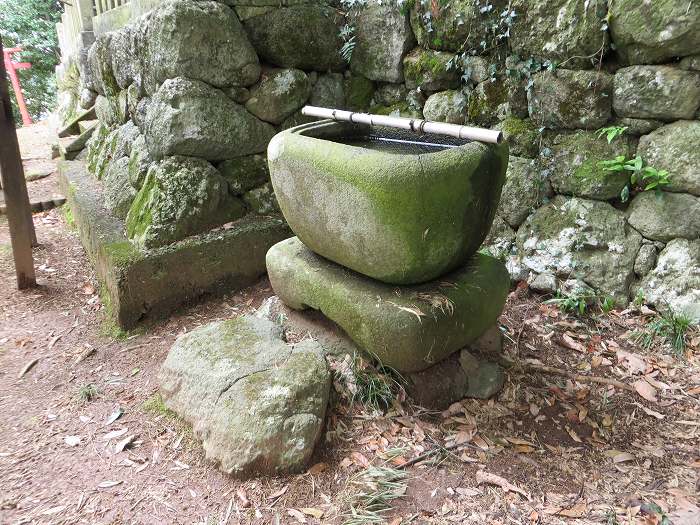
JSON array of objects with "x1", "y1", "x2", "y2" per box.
[{"x1": 0, "y1": 36, "x2": 37, "y2": 289}]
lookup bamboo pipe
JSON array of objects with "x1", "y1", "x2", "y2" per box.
[{"x1": 301, "y1": 106, "x2": 503, "y2": 144}]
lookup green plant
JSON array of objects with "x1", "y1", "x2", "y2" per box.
[
  {"x1": 342, "y1": 466, "x2": 407, "y2": 525},
  {"x1": 339, "y1": 24, "x2": 356, "y2": 63},
  {"x1": 633, "y1": 289, "x2": 646, "y2": 307},
  {"x1": 353, "y1": 357, "x2": 405, "y2": 413},
  {"x1": 77, "y1": 383, "x2": 98, "y2": 403},
  {"x1": 600, "y1": 296, "x2": 615, "y2": 314},
  {"x1": 545, "y1": 290, "x2": 595, "y2": 315},
  {"x1": 633, "y1": 310, "x2": 694, "y2": 355},
  {"x1": 596, "y1": 125, "x2": 628, "y2": 144},
  {"x1": 599, "y1": 155, "x2": 672, "y2": 202}
]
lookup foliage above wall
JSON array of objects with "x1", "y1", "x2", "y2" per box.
[{"x1": 0, "y1": 0, "x2": 62, "y2": 122}]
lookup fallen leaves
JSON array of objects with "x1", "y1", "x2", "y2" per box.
[
  {"x1": 475, "y1": 470, "x2": 531, "y2": 501},
  {"x1": 633, "y1": 378, "x2": 658, "y2": 403}
]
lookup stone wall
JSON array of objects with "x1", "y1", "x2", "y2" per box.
[{"x1": 67, "y1": 0, "x2": 700, "y2": 321}]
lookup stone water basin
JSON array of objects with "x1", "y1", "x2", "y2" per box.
[{"x1": 267, "y1": 120, "x2": 508, "y2": 285}]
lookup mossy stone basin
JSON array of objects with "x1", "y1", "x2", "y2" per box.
[{"x1": 267, "y1": 120, "x2": 508, "y2": 285}]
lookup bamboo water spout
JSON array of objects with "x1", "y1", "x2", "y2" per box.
[{"x1": 301, "y1": 106, "x2": 504, "y2": 145}]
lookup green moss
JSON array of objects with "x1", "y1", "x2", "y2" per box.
[
  {"x1": 345, "y1": 75, "x2": 375, "y2": 111},
  {"x1": 103, "y1": 241, "x2": 142, "y2": 268},
  {"x1": 143, "y1": 393, "x2": 180, "y2": 419},
  {"x1": 369, "y1": 102, "x2": 422, "y2": 118},
  {"x1": 62, "y1": 204, "x2": 76, "y2": 229}
]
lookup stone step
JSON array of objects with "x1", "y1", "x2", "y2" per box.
[
  {"x1": 78, "y1": 119, "x2": 99, "y2": 134},
  {"x1": 0, "y1": 196, "x2": 66, "y2": 215},
  {"x1": 59, "y1": 122, "x2": 98, "y2": 160},
  {"x1": 57, "y1": 106, "x2": 96, "y2": 138}
]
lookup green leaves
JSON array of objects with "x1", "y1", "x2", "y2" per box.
[
  {"x1": 596, "y1": 125, "x2": 628, "y2": 144},
  {"x1": 598, "y1": 155, "x2": 672, "y2": 202}
]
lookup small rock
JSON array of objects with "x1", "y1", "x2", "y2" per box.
[
  {"x1": 245, "y1": 68, "x2": 311, "y2": 125},
  {"x1": 634, "y1": 244, "x2": 657, "y2": 277},
  {"x1": 529, "y1": 272, "x2": 557, "y2": 294}
]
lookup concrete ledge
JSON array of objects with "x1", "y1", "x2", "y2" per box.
[
  {"x1": 58, "y1": 160, "x2": 291, "y2": 329},
  {"x1": 93, "y1": 0, "x2": 165, "y2": 34}
]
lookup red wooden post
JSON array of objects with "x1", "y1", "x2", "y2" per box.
[
  {"x1": 0, "y1": 36, "x2": 37, "y2": 289},
  {"x1": 2, "y1": 47, "x2": 32, "y2": 126}
]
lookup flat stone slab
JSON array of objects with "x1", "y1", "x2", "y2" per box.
[
  {"x1": 159, "y1": 315, "x2": 330, "y2": 477},
  {"x1": 257, "y1": 296, "x2": 506, "y2": 409},
  {"x1": 58, "y1": 160, "x2": 291, "y2": 329},
  {"x1": 266, "y1": 237, "x2": 509, "y2": 373}
]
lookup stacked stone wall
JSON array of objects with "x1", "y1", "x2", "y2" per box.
[{"x1": 67, "y1": 0, "x2": 700, "y2": 320}]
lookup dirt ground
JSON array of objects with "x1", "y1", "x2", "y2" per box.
[{"x1": 0, "y1": 124, "x2": 698, "y2": 525}]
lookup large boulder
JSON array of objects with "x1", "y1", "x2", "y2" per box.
[
  {"x1": 242, "y1": 4, "x2": 344, "y2": 72},
  {"x1": 493, "y1": 117, "x2": 539, "y2": 158},
  {"x1": 638, "y1": 239, "x2": 700, "y2": 323},
  {"x1": 87, "y1": 33, "x2": 119, "y2": 97},
  {"x1": 528, "y1": 69, "x2": 613, "y2": 130},
  {"x1": 498, "y1": 157, "x2": 549, "y2": 229},
  {"x1": 626, "y1": 192, "x2": 700, "y2": 242},
  {"x1": 109, "y1": 26, "x2": 139, "y2": 90},
  {"x1": 637, "y1": 121, "x2": 700, "y2": 196},
  {"x1": 159, "y1": 315, "x2": 330, "y2": 477},
  {"x1": 143, "y1": 77, "x2": 275, "y2": 161},
  {"x1": 127, "y1": 134, "x2": 153, "y2": 190},
  {"x1": 245, "y1": 69, "x2": 311, "y2": 125},
  {"x1": 510, "y1": 0, "x2": 608, "y2": 69},
  {"x1": 125, "y1": 156, "x2": 246, "y2": 248},
  {"x1": 610, "y1": 0, "x2": 700, "y2": 65},
  {"x1": 94, "y1": 92, "x2": 128, "y2": 128},
  {"x1": 422, "y1": 90, "x2": 467, "y2": 124},
  {"x1": 409, "y1": 0, "x2": 505, "y2": 53},
  {"x1": 465, "y1": 79, "x2": 508, "y2": 127},
  {"x1": 143, "y1": 0, "x2": 260, "y2": 95},
  {"x1": 350, "y1": 2, "x2": 415, "y2": 83},
  {"x1": 344, "y1": 74, "x2": 375, "y2": 111},
  {"x1": 310, "y1": 73, "x2": 345, "y2": 108},
  {"x1": 402, "y1": 48, "x2": 460, "y2": 91},
  {"x1": 515, "y1": 196, "x2": 642, "y2": 304},
  {"x1": 267, "y1": 237, "x2": 509, "y2": 373},
  {"x1": 217, "y1": 154, "x2": 269, "y2": 196},
  {"x1": 103, "y1": 157, "x2": 136, "y2": 219},
  {"x1": 543, "y1": 131, "x2": 634, "y2": 200},
  {"x1": 613, "y1": 66, "x2": 700, "y2": 121}
]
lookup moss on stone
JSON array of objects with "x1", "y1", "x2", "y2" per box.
[
  {"x1": 344, "y1": 75, "x2": 375, "y2": 111},
  {"x1": 103, "y1": 241, "x2": 142, "y2": 268}
]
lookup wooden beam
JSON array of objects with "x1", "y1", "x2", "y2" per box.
[{"x1": 0, "y1": 36, "x2": 37, "y2": 289}]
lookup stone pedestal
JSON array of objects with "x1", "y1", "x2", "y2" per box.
[{"x1": 266, "y1": 237, "x2": 510, "y2": 405}]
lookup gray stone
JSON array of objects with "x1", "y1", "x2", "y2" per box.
[
  {"x1": 113, "y1": 120, "x2": 140, "y2": 159},
  {"x1": 242, "y1": 4, "x2": 344, "y2": 72},
  {"x1": 528, "y1": 70, "x2": 613, "y2": 130},
  {"x1": 483, "y1": 215, "x2": 516, "y2": 260},
  {"x1": 613, "y1": 66, "x2": 700, "y2": 121},
  {"x1": 493, "y1": 117, "x2": 539, "y2": 158},
  {"x1": 634, "y1": 243, "x2": 658, "y2": 277},
  {"x1": 217, "y1": 154, "x2": 269, "y2": 196},
  {"x1": 543, "y1": 130, "x2": 634, "y2": 200},
  {"x1": 529, "y1": 272, "x2": 557, "y2": 294},
  {"x1": 615, "y1": 118, "x2": 664, "y2": 136},
  {"x1": 144, "y1": 77, "x2": 275, "y2": 161},
  {"x1": 498, "y1": 156, "x2": 548, "y2": 229},
  {"x1": 245, "y1": 69, "x2": 311, "y2": 125},
  {"x1": 638, "y1": 239, "x2": 700, "y2": 323},
  {"x1": 267, "y1": 237, "x2": 510, "y2": 373},
  {"x1": 143, "y1": 0, "x2": 260, "y2": 94},
  {"x1": 128, "y1": 134, "x2": 153, "y2": 190},
  {"x1": 402, "y1": 48, "x2": 460, "y2": 91},
  {"x1": 94, "y1": 93, "x2": 128, "y2": 128},
  {"x1": 310, "y1": 73, "x2": 345, "y2": 108},
  {"x1": 87, "y1": 33, "x2": 118, "y2": 97},
  {"x1": 103, "y1": 157, "x2": 136, "y2": 219},
  {"x1": 510, "y1": 0, "x2": 608, "y2": 69},
  {"x1": 627, "y1": 192, "x2": 700, "y2": 242},
  {"x1": 223, "y1": 86, "x2": 251, "y2": 104},
  {"x1": 373, "y1": 83, "x2": 409, "y2": 107},
  {"x1": 409, "y1": 0, "x2": 505, "y2": 53},
  {"x1": 637, "y1": 121, "x2": 700, "y2": 196},
  {"x1": 466, "y1": 80, "x2": 508, "y2": 127},
  {"x1": 515, "y1": 196, "x2": 643, "y2": 304},
  {"x1": 462, "y1": 56, "x2": 490, "y2": 84},
  {"x1": 610, "y1": 0, "x2": 700, "y2": 65},
  {"x1": 344, "y1": 74, "x2": 375, "y2": 111},
  {"x1": 126, "y1": 156, "x2": 246, "y2": 249},
  {"x1": 242, "y1": 182, "x2": 279, "y2": 215},
  {"x1": 405, "y1": 351, "x2": 504, "y2": 410},
  {"x1": 351, "y1": 2, "x2": 415, "y2": 83},
  {"x1": 79, "y1": 88, "x2": 97, "y2": 110},
  {"x1": 109, "y1": 25, "x2": 138, "y2": 90},
  {"x1": 680, "y1": 55, "x2": 700, "y2": 71},
  {"x1": 422, "y1": 90, "x2": 467, "y2": 124},
  {"x1": 159, "y1": 315, "x2": 330, "y2": 477},
  {"x1": 268, "y1": 120, "x2": 508, "y2": 284}
]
